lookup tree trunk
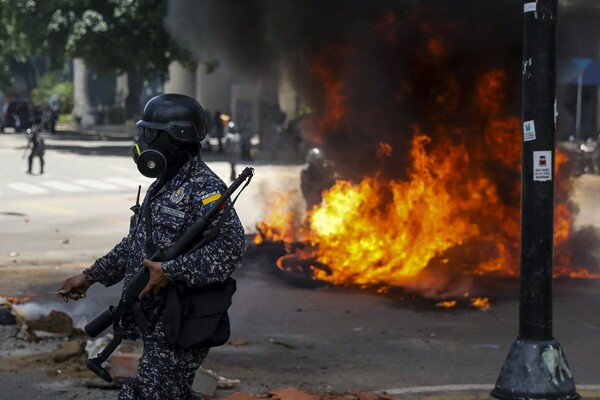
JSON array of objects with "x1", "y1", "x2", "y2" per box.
[{"x1": 125, "y1": 66, "x2": 143, "y2": 120}]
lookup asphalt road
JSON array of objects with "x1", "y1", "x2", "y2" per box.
[{"x1": 1, "y1": 130, "x2": 600, "y2": 399}]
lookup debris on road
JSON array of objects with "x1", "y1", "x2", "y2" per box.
[
  {"x1": 269, "y1": 338, "x2": 295, "y2": 349},
  {"x1": 220, "y1": 388, "x2": 401, "y2": 400}
]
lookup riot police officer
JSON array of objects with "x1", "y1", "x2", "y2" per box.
[
  {"x1": 300, "y1": 147, "x2": 337, "y2": 210},
  {"x1": 57, "y1": 93, "x2": 245, "y2": 399}
]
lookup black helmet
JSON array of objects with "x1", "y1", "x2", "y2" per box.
[
  {"x1": 305, "y1": 147, "x2": 326, "y2": 166},
  {"x1": 136, "y1": 93, "x2": 207, "y2": 144}
]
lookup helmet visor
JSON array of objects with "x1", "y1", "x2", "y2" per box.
[
  {"x1": 140, "y1": 127, "x2": 162, "y2": 144},
  {"x1": 136, "y1": 120, "x2": 199, "y2": 144}
]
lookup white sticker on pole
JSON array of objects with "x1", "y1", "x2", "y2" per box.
[
  {"x1": 524, "y1": 2, "x2": 536, "y2": 13},
  {"x1": 533, "y1": 151, "x2": 552, "y2": 181},
  {"x1": 523, "y1": 120, "x2": 536, "y2": 141}
]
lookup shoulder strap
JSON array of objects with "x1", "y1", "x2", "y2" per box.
[
  {"x1": 186, "y1": 177, "x2": 251, "y2": 254},
  {"x1": 143, "y1": 200, "x2": 164, "y2": 260}
]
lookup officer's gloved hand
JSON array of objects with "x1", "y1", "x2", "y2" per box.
[{"x1": 57, "y1": 274, "x2": 92, "y2": 302}]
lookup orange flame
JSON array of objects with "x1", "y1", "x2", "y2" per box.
[
  {"x1": 308, "y1": 133, "x2": 487, "y2": 288},
  {"x1": 256, "y1": 122, "x2": 586, "y2": 294},
  {"x1": 376, "y1": 142, "x2": 393, "y2": 158},
  {"x1": 254, "y1": 192, "x2": 303, "y2": 245},
  {"x1": 435, "y1": 300, "x2": 457, "y2": 308},
  {"x1": 470, "y1": 297, "x2": 491, "y2": 310},
  {"x1": 254, "y1": 29, "x2": 590, "y2": 301},
  {"x1": 310, "y1": 53, "x2": 349, "y2": 130},
  {"x1": 5, "y1": 296, "x2": 31, "y2": 305}
]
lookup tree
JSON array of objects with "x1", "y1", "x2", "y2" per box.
[
  {"x1": 2, "y1": 0, "x2": 196, "y2": 118},
  {"x1": 0, "y1": 0, "x2": 56, "y2": 96},
  {"x1": 31, "y1": 72, "x2": 74, "y2": 114}
]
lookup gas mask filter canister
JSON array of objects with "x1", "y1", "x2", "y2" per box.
[{"x1": 131, "y1": 129, "x2": 172, "y2": 178}]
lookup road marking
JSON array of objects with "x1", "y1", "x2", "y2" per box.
[
  {"x1": 580, "y1": 385, "x2": 600, "y2": 390},
  {"x1": 105, "y1": 177, "x2": 147, "y2": 188},
  {"x1": 7, "y1": 183, "x2": 49, "y2": 194},
  {"x1": 73, "y1": 179, "x2": 119, "y2": 190},
  {"x1": 381, "y1": 384, "x2": 493, "y2": 394},
  {"x1": 41, "y1": 180, "x2": 84, "y2": 192},
  {"x1": 2, "y1": 178, "x2": 148, "y2": 196}
]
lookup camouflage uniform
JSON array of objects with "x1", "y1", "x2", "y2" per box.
[{"x1": 82, "y1": 155, "x2": 245, "y2": 399}]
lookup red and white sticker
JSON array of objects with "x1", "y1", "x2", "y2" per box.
[{"x1": 533, "y1": 151, "x2": 552, "y2": 181}]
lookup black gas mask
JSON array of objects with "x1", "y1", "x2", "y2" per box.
[{"x1": 131, "y1": 120, "x2": 201, "y2": 178}]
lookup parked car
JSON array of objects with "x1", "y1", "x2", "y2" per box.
[{"x1": 0, "y1": 99, "x2": 34, "y2": 132}]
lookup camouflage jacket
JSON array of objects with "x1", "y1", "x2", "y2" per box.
[{"x1": 82, "y1": 156, "x2": 245, "y2": 340}]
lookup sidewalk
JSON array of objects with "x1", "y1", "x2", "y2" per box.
[
  {"x1": 54, "y1": 122, "x2": 306, "y2": 165},
  {"x1": 56, "y1": 122, "x2": 137, "y2": 141}
]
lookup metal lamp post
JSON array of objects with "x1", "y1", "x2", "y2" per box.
[{"x1": 490, "y1": 1, "x2": 580, "y2": 399}]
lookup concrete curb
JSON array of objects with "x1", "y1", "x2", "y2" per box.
[{"x1": 379, "y1": 384, "x2": 600, "y2": 400}]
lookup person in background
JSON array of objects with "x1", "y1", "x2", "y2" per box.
[
  {"x1": 239, "y1": 118, "x2": 253, "y2": 161},
  {"x1": 300, "y1": 147, "x2": 337, "y2": 210},
  {"x1": 223, "y1": 121, "x2": 243, "y2": 181},
  {"x1": 26, "y1": 128, "x2": 45, "y2": 175},
  {"x1": 47, "y1": 95, "x2": 60, "y2": 134},
  {"x1": 212, "y1": 111, "x2": 224, "y2": 153}
]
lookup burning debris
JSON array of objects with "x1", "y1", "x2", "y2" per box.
[
  {"x1": 166, "y1": 1, "x2": 600, "y2": 303},
  {"x1": 245, "y1": 11, "x2": 600, "y2": 304},
  {"x1": 251, "y1": 124, "x2": 600, "y2": 305}
]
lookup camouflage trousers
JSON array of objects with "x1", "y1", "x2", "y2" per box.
[{"x1": 118, "y1": 319, "x2": 209, "y2": 400}]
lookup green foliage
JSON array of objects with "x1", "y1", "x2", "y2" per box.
[
  {"x1": 45, "y1": 0, "x2": 196, "y2": 81},
  {"x1": 58, "y1": 113, "x2": 75, "y2": 124},
  {"x1": 0, "y1": 0, "x2": 197, "y2": 113},
  {"x1": 31, "y1": 72, "x2": 74, "y2": 113},
  {"x1": 0, "y1": 0, "x2": 61, "y2": 93}
]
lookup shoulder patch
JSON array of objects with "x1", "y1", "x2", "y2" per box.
[{"x1": 201, "y1": 191, "x2": 222, "y2": 206}]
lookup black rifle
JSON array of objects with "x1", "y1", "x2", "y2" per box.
[{"x1": 84, "y1": 167, "x2": 254, "y2": 382}]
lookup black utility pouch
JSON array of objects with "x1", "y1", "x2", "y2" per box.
[{"x1": 162, "y1": 277, "x2": 236, "y2": 349}]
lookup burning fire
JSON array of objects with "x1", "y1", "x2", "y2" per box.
[
  {"x1": 253, "y1": 10, "x2": 600, "y2": 303},
  {"x1": 309, "y1": 133, "x2": 488, "y2": 286},
  {"x1": 254, "y1": 192, "x2": 304, "y2": 245},
  {"x1": 254, "y1": 67, "x2": 599, "y2": 300}
]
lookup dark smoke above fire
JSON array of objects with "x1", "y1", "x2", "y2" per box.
[
  {"x1": 166, "y1": 0, "x2": 600, "y2": 297},
  {"x1": 166, "y1": 0, "x2": 523, "y2": 177}
]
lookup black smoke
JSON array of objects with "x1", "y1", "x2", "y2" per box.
[
  {"x1": 166, "y1": 0, "x2": 522, "y2": 179},
  {"x1": 165, "y1": 1, "x2": 600, "y2": 288}
]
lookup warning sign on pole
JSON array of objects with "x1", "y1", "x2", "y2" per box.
[
  {"x1": 533, "y1": 151, "x2": 552, "y2": 181},
  {"x1": 523, "y1": 120, "x2": 536, "y2": 141}
]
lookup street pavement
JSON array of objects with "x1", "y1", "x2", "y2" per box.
[
  {"x1": 0, "y1": 127, "x2": 302, "y2": 267},
  {"x1": 1, "y1": 127, "x2": 600, "y2": 399}
]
